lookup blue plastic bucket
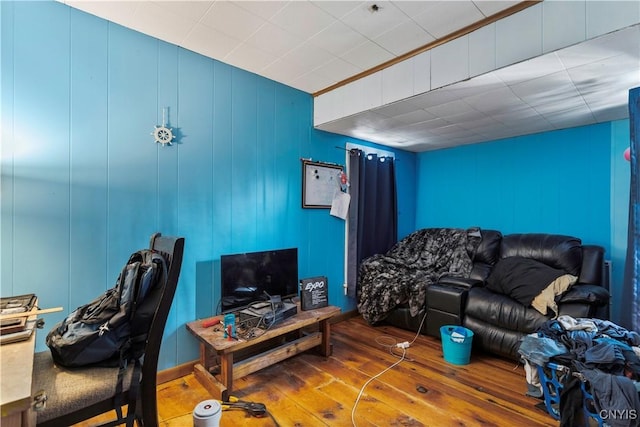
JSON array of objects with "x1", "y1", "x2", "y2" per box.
[{"x1": 440, "y1": 325, "x2": 474, "y2": 365}]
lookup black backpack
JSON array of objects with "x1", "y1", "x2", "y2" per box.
[{"x1": 46, "y1": 249, "x2": 167, "y2": 368}]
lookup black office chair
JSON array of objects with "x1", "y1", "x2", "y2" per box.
[{"x1": 33, "y1": 233, "x2": 185, "y2": 427}]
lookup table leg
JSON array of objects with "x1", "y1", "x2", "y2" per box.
[
  {"x1": 194, "y1": 364, "x2": 228, "y2": 401},
  {"x1": 319, "y1": 318, "x2": 332, "y2": 356},
  {"x1": 219, "y1": 353, "x2": 233, "y2": 400},
  {"x1": 199, "y1": 343, "x2": 208, "y2": 369},
  {"x1": 194, "y1": 343, "x2": 230, "y2": 401}
]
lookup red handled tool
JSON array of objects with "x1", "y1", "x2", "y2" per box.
[
  {"x1": 201, "y1": 317, "x2": 221, "y2": 328},
  {"x1": 226, "y1": 324, "x2": 234, "y2": 340}
]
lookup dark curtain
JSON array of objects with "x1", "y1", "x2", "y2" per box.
[
  {"x1": 622, "y1": 86, "x2": 640, "y2": 332},
  {"x1": 346, "y1": 149, "x2": 397, "y2": 298}
]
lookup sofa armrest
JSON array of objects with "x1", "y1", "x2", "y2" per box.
[
  {"x1": 558, "y1": 284, "x2": 610, "y2": 306},
  {"x1": 438, "y1": 276, "x2": 483, "y2": 290}
]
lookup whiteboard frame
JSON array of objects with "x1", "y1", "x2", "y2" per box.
[{"x1": 301, "y1": 160, "x2": 343, "y2": 209}]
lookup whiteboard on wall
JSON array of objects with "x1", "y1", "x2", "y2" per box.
[{"x1": 302, "y1": 160, "x2": 343, "y2": 208}]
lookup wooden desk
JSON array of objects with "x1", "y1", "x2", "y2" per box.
[
  {"x1": 0, "y1": 320, "x2": 37, "y2": 427},
  {"x1": 186, "y1": 305, "x2": 340, "y2": 401}
]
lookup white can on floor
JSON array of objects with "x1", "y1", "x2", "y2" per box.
[{"x1": 193, "y1": 400, "x2": 222, "y2": 427}]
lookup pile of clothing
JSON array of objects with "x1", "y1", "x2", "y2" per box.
[{"x1": 519, "y1": 315, "x2": 640, "y2": 427}]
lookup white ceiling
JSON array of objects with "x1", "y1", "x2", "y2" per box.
[
  {"x1": 59, "y1": 0, "x2": 640, "y2": 152},
  {"x1": 320, "y1": 24, "x2": 640, "y2": 151}
]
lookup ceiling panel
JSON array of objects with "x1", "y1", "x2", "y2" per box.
[
  {"x1": 311, "y1": 1, "x2": 364, "y2": 19},
  {"x1": 182, "y1": 23, "x2": 240, "y2": 60},
  {"x1": 245, "y1": 22, "x2": 304, "y2": 57},
  {"x1": 374, "y1": 19, "x2": 435, "y2": 56},
  {"x1": 152, "y1": 1, "x2": 213, "y2": 21},
  {"x1": 234, "y1": 0, "x2": 287, "y2": 21},
  {"x1": 133, "y1": 2, "x2": 196, "y2": 43},
  {"x1": 341, "y1": 40, "x2": 395, "y2": 70},
  {"x1": 474, "y1": 0, "x2": 522, "y2": 17},
  {"x1": 312, "y1": 57, "x2": 362, "y2": 81},
  {"x1": 340, "y1": 2, "x2": 410, "y2": 40},
  {"x1": 202, "y1": 1, "x2": 265, "y2": 40},
  {"x1": 412, "y1": 1, "x2": 485, "y2": 38},
  {"x1": 57, "y1": 0, "x2": 639, "y2": 152},
  {"x1": 270, "y1": 1, "x2": 336, "y2": 38},
  {"x1": 308, "y1": 20, "x2": 369, "y2": 57}
]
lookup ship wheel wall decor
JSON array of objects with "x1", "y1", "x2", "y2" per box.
[{"x1": 152, "y1": 107, "x2": 175, "y2": 146}]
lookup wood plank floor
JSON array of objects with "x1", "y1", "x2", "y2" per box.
[{"x1": 75, "y1": 316, "x2": 556, "y2": 426}]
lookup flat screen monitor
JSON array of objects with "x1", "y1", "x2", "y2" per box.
[{"x1": 220, "y1": 247, "x2": 298, "y2": 312}]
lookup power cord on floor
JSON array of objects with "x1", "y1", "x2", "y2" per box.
[
  {"x1": 408, "y1": 308, "x2": 429, "y2": 346},
  {"x1": 351, "y1": 309, "x2": 428, "y2": 426},
  {"x1": 351, "y1": 346, "x2": 406, "y2": 427}
]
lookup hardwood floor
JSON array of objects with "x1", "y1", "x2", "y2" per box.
[{"x1": 76, "y1": 316, "x2": 556, "y2": 426}]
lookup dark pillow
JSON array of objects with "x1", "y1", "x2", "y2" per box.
[{"x1": 486, "y1": 257, "x2": 566, "y2": 306}]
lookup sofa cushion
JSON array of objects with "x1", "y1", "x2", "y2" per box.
[
  {"x1": 474, "y1": 230, "x2": 502, "y2": 265},
  {"x1": 486, "y1": 257, "x2": 567, "y2": 306},
  {"x1": 465, "y1": 286, "x2": 549, "y2": 333},
  {"x1": 469, "y1": 230, "x2": 502, "y2": 281},
  {"x1": 558, "y1": 284, "x2": 610, "y2": 305},
  {"x1": 500, "y1": 234, "x2": 582, "y2": 276}
]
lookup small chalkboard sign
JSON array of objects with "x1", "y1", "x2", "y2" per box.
[{"x1": 299, "y1": 276, "x2": 328, "y2": 311}]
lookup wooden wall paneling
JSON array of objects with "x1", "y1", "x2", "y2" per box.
[
  {"x1": 415, "y1": 124, "x2": 611, "y2": 244},
  {"x1": 156, "y1": 41, "x2": 180, "y2": 236},
  {"x1": 154, "y1": 41, "x2": 181, "y2": 370},
  {"x1": 106, "y1": 25, "x2": 159, "y2": 271},
  {"x1": 1, "y1": 1, "x2": 419, "y2": 367},
  {"x1": 273, "y1": 86, "x2": 304, "y2": 249},
  {"x1": 230, "y1": 69, "x2": 259, "y2": 251},
  {"x1": 210, "y1": 62, "x2": 234, "y2": 326},
  {"x1": 394, "y1": 148, "x2": 417, "y2": 241},
  {"x1": 299, "y1": 131, "x2": 342, "y2": 299},
  {"x1": 12, "y1": 3, "x2": 71, "y2": 327},
  {"x1": 472, "y1": 142, "x2": 510, "y2": 231},
  {"x1": 69, "y1": 10, "x2": 109, "y2": 310},
  {"x1": 174, "y1": 49, "x2": 215, "y2": 368},
  {"x1": 212, "y1": 62, "x2": 233, "y2": 261},
  {"x1": 509, "y1": 136, "x2": 541, "y2": 232},
  {"x1": 255, "y1": 78, "x2": 277, "y2": 247},
  {"x1": 1, "y1": 0, "x2": 16, "y2": 296}
]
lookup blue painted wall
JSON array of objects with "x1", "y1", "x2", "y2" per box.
[
  {"x1": 415, "y1": 121, "x2": 632, "y2": 325},
  {"x1": 0, "y1": 1, "x2": 416, "y2": 369},
  {"x1": 1, "y1": 1, "x2": 633, "y2": 368}
]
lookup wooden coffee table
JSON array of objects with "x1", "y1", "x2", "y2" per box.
[{"x1": 186, "y1": 304, "x2": 340, "y2": 400}]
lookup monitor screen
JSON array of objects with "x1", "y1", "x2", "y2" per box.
[{"x1": 220, "y1": 247, "x2": 298, "y2": 312}]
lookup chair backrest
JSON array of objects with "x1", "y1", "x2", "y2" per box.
[{"x1": 138, "y1": 233, "x2": 184, "y2": 425}]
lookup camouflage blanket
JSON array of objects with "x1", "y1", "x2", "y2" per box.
[{"x1": 357, "y1": 228, "x2": 482, "y2": 324}]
